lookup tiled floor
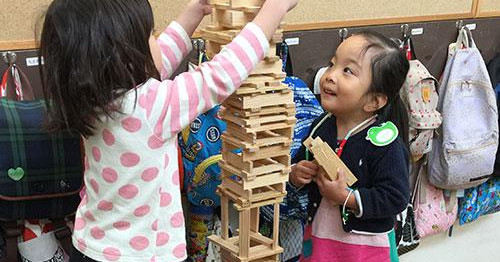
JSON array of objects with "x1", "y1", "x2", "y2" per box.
[{"x1": 400, "y1": 212, "x2": 500, "y2": 262}]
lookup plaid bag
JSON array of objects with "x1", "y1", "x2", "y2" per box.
[{"x1": 0, "y1": 64, "x2": 83, "y2": 220}]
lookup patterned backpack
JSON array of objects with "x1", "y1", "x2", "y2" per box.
[
  {"x1": 179, "y1": 105, "x2": 225, "y2": 207},
  {"x1": 399, "y1": 37, "x2": 442, "y2": 161}
]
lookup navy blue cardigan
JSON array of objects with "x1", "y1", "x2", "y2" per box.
[{"x1": 292, "y1": 113, "x2": 410, "y2": 233}]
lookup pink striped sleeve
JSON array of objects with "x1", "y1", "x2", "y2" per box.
[
  {"x1": 157, "y1": 21, "x2": 193, "y2": 80},
  {"x1": 146, "y1": 22, "x2": 269, "y2": 139}
]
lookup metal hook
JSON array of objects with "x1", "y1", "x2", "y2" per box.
[
  {"x1": 1, "y1": 51, "x2": 17, "y2": 65},
  {"x1": 192, "y1": 39, "x2": 206, "y2": 53},
  {"x1": 339, "y1": 28, "x2": 348, "y2": 42},
  {"x1": 401, "y1": 24, "x2": 410, "y2": 39}
]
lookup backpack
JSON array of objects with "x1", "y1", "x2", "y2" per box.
[
  {"x1": 428, "y1": 27, "x2": 499, "y2": 190},
  {"x1": 179, "y1": 105, "x2": 225, "y2": 207},
  {"x1": 400, "y1": 38, "x2": 442, "y2": 161},
  {"x1": 283, "y1": 76, "x2": 324, "y2": 159}
]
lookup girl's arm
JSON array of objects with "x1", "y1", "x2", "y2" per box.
[
  {"x1": 354, "y1": 142, "x2": 410, "y2": 219},
  {"x1": 175, "y1": 0, "x2": 212, "y2": 37},
  {"x1": 156, "y1": 1, "x2": 211, "y2": 80},
  {"x1": 145, "y1": 0, "x2": 298, "y2": 139}
]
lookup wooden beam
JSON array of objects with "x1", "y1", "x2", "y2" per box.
[
  {"x1": 0, "y1": 40, "x2": 38, "y2": 51},
  {"x1": 282, "y1": 12, "x2": 476, "y2": 32},
  {"x1": 472, "y1": 0, "x2": 481, "y2": 17},
  {"x1": 3, "y1": 11, "x2": 499, "y2": 51}
]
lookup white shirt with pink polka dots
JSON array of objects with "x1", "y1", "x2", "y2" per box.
[{"x1": 72, "y1": 21, "x2": 269, "y2": 262}]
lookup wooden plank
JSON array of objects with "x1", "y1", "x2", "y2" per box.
[
  {"x1": 224, "y1": 91, "x2": 294, "y2": 110},
  {"x1": 221, "y1": 194, "x2": 230, "y2": 239},
  {"x1": 249, "y1": 59, "x2": 284, "y2": 76},
  {"x1": 215, "y1": 9, "x2": 257, "y2": 29},
  {"x1": 273, "y1": 203, "x2": 280, "y2": 249},
  {"x1": 239, "y1": 209, "x2": 251, "y2": 257},
  {"x1": 220, "y1": 169, "x2": 288, "y2": 192},
  {"x1": 303, "y1": 136, "x2": 358, "y2": 186},
  {"x1": 223, "y1": 110, "x2": 295, "y2": 129},
  {"x1": 234, "y1": 84, "x2": 291, "y2": 96},
  {"x1": 225, "y1": 122, "x2": 294, "y2": 145},
  {"x1": 224, "y1": 104, "x2": 295, "y2": 118}
]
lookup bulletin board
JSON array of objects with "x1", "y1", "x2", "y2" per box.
[
  {"x1": 0, "y1": 0, "x2": 497, "y2": 51},
  {"x1": 476, "y1": 0, "x2": 500, "y2": 17}
]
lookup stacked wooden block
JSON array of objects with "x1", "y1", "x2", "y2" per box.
[{"x1": 203, "y1": 1, "x2": 295, "y2": 261}]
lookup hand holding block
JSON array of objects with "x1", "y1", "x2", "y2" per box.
[{"x1": 303, "y1": 137, "x2": 358, "y2": 186}]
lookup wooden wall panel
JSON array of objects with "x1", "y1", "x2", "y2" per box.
[{"x1": 0, "y1": 0, "x2": 480, "y2": 50}]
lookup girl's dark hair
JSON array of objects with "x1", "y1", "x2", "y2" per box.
[
  {"x1": 354, "y1": 31, "x2": 410, "y2": 145},
  {"x1": 39, "y1": 0, "x2": 160, "y2": 137}
]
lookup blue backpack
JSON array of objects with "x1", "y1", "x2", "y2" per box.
[
  {"x1": 179, "y1": 105, "x2": 226, "y2": 207},
  {"x1": 283, "y1": 77, "x2": 324, "y2": 159}
]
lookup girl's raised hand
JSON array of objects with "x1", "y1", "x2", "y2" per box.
[{"x1": 190, "y1": 0, "x2": 212, "y2": 16}]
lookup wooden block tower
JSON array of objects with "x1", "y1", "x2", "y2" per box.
[{"x1": 203, "y1": 1, "x2": 295, "y2": 261}]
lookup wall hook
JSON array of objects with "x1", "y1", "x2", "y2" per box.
[
  {"x1": 1, "y1": 51, "x2": 17, "y2": 65},
  {"x1": 401, "y1": 24, "x2": 410, "y2": 39},
  {"x1": 339, "y1": 28, "x2": 348, "y2": 42}
]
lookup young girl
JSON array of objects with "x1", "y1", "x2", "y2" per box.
[
  {"x1": 289, "y1": 31, "x2": 411, "y2": 262},
  {"x1": 39, "y1": 0, "x2": 297, "y2": 261}
]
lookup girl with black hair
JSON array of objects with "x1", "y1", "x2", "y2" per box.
[
  {"x1": 289, "y1": 31, "x2": 411, "y2": 262},
  {"x1": 38, "y1": 0, "x2": 298, "y2": 261}
]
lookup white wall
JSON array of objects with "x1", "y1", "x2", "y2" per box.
[{"x1": 400, "y1": 212, "x2": 500, "y2": 262}]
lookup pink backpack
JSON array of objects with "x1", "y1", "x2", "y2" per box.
[{"x1": 413, "y1": 158, "x2": 457, "y2": 238}]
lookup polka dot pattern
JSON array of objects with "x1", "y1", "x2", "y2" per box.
[
  {"x1": 91, "y1": 226, "x2": 105, "y2": 239},
  {"x1": 92, "y1": 147, "x2": 101, "y2": 162},
  {"x1": 173, "y1": 244, "x2": 186, "y2": 259},
  {"x1": 102, "y1": 129, "x2": 115, "y2": 146},
  {"x1": 76, "y1": 238, "x2": 87, "y2": 252},
  {"x1": 160, "y1": 192, "x2": 172, "y2": 207},
  {"x1": 74, "y1": 218, "x2": 86, "y2": 231},
  {"x1": 148, "y1": 135, "x2": 163, "y2": 149},
  {"x1": 103, "y1": 247, "x2": 121, "y2": 261},
  {"x1": 141, "y1": 167, "x2": 159, "y2": 182},
  {"x1": 121, "y1": 117, "x2": 142, "y2": 133},
  {"x1": 134, "y1": 205, "x2": 151, "y2": 217},
  {"x1": 98, "y1": 200, "x2": 113, "y2": 211},
  {"x1": 120, "y1": 152, "x2": 140, "y2": 167},
  {"x1": 171, "y1": 171, "x2": 180, "y2": 186},
  {"x1": 90, "y1": 179, "x2": 99, "y2": 194},
  {"x1": 102, "y1": 167, "x2": 118, "y2": 183},
  {"x1": 170, "y1": 212, "x2": 184, "y2": 228},
  {"x1": 84, "y1": 211, "x2": 96, "y2": 221},
  {"x1": 119, "y1": 185, "x2": 139, "y2": 199},
  {"x1": 130, "y1": 236, "x2": 149, "y2": 251},
  {"x1": 156, "y1": 232, "x2": 169, "y2": 246},
  {"x1": 113, "y1": 221, "x2": 131, "y2": 231}
]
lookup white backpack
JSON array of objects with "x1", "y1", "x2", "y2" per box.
[{"x1": 428, "y1": 27, "x2": 499, "y2": 190}]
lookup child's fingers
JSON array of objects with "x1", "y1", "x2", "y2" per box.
[
  {"x1": 336, "y1": 168, "x2": 345, "y2": 181},
  {"x1": 301, "y1": 160, "x2": 319, "y2": 172}
]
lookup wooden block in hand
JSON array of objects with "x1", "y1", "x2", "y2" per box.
[{"x1": 303, "y1": 137, "x2": 358, "y2": 186}]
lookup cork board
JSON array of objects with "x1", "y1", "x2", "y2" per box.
[
  {"x1": 0, "y1": 0, "x2": 486, "y2": 46},
  {"x1": 477, "y1": 0, "x2": 500, "y2": 16},
  {"x1": 285, "y1": 0, "x2": 473, "y2": 26}
]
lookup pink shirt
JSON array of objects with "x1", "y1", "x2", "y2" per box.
[{"x1": 72, "y1": 21, "x2": 269, "y2": 262}]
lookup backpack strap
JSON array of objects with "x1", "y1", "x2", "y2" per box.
[
  {"x1": 0, "y1": 64, "x2": 35, "y2": 101},
  {"x1": 193, "y1": 154, "x2": 223, "y2": 184}
]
